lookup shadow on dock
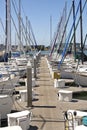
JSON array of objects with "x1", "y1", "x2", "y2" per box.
[
  {"x1": 29, "y1": 125, "x2": 38, "y2": 130},
  {"x1": 32, "y1": 105, "x2": 56, "y2": 108}
]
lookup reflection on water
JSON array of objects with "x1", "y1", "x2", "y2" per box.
[{"x1": 73, "y1": 91, "x2": 87, "y2": 100}]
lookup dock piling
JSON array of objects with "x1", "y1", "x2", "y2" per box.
[
  {"x1": 27, "y1": 61, "x2": 32, "y2": 107},
  {"x1": 34, "y1": 55, "x2": 37, "y2": 78}
]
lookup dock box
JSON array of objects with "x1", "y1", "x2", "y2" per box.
[
  {"x1": 54, "y1": 79, "x2": 65, "y2": 88},
  {"x1": 0, "y1": 126, "x2": 22, "y2": 130},
  {"x1": 58, "y1": 90, "x2": 72, "y2": 102},
  {"x1": 52, "y1": 72, "x2": 60, "y2": 79},
  {"x1": 7, "y1": 110, "x2": 31, "y2": 130}
]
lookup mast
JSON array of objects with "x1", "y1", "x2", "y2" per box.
[
  {"x1": 50, "y1": 15, "x2": 52, "y2": 48},
  {"x1": 64, "y1": 1, "x2": 67, "y2": 44},
  {"x1": 80, "y1": 0, "x2": 83, "y2": 64},
  {"x1": 5, "y1": 0, "x2": 11, "y2": 56},
  {"x1": 72, "y1": 0, "x2": 76, "y2": 62},
  {"x1": 28, "y1": 20, "x2": 31, "y2": 51},
  {"x1": 18, "y1": 0, "x2": 21, "y2": 52},
  {"x1": 26, "y1": 16, "x2": 28, "y2": 51}
]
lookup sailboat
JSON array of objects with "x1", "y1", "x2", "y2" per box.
[
  {"x1": 0, "y1": 0, "x2": 20, "y2": 92},
  {"x1": 0, "y1": 0, "x2": 17, "y2": 119}
]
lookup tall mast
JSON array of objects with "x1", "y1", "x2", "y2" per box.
[
  {"x1": 26, "y1": 16, "x2": 28, "y2": 49},
  {"x1": 64, "y1": 1, "x2": 67, "y2": 44},
  {"x1": 72, "y1": 0, "x2": 76, "y2": 62},
  {"x1": 50, "y1": 15, "x2": 52, "y2": 47},
  {"x1": 18, "y1": 0, "x2": 21, "y2": 51},
  {"x1": 80, "y1": 0, "x2": 83, "y2": 64},
  {"x1": 5, "y1": 0, "x2": 11, "y2": 54}
]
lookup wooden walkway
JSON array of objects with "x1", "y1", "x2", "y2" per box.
[
  {"x1": 12, "y1": 56, "x2": 87, "y2": 130},
  {"x1": 29, "y1": 56, "x2": 64, "y2": 130}
]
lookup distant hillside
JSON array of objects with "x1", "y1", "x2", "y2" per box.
[{"x1": 0, "y1": 44, "x2": 50, "y2": 51}]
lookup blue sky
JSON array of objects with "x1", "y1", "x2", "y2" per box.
[
  {"x1": 0, "y1": 0, "x2": 87, "y2": 46},
  {"x1": 21, "y1": 0, "x2": 71, "y2": 46}
]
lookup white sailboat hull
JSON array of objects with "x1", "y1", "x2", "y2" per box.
[
  {"x1": 60, "y1": 69, "x2": 74, "y2": 79},
  {"x1": 0, "y1": 95, "x2": 13, "y2": 119},
  {"x1": 73, "y1": 73, "x2": 87, "y2": 87},
  {"x1": 0, "y1": 76, "x2": 19, "y2": 94}
]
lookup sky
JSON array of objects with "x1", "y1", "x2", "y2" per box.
[
  {"x1": 0, "y1": 0, "x2": 87, "y2": 47},
  {"x1": 21, "y1": 0, "x2": 71, "y2": 46}
]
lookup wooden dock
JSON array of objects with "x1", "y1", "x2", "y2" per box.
[{"x1": 12, "y1": 56, "x2": 87, "y2": 130}]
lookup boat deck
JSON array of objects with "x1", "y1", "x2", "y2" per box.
[{"x1": 11, "y1": 56, "x2": 87, "y2": 130}]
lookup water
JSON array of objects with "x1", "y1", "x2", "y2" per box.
[
  {"x1": 84, "y1": 50, "x2": 87, "y2": 55},
  {"x1": 40, "y1": 50, "x2": 50, "y2": 56},
  {"x1": 73, "y1": 91, "x2": 87, "y2": 100},
  {"x1": 26, "y1": 50, "x2": 50, "y2": 56},
  {"x1": 11, "y1": 50, "x2": 50, "y2": 58}
]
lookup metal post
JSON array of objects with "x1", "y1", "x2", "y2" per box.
[
  {"x1": 34, "y1": 56, "x2": 36, "y2": 78},
  {"x1": 27, "y1": 61, "x2": 32, "y2": 107}
]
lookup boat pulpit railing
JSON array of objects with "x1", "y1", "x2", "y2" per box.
[{"x1": 63, "y1": 111, "x2": 77, "y2": 130}]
